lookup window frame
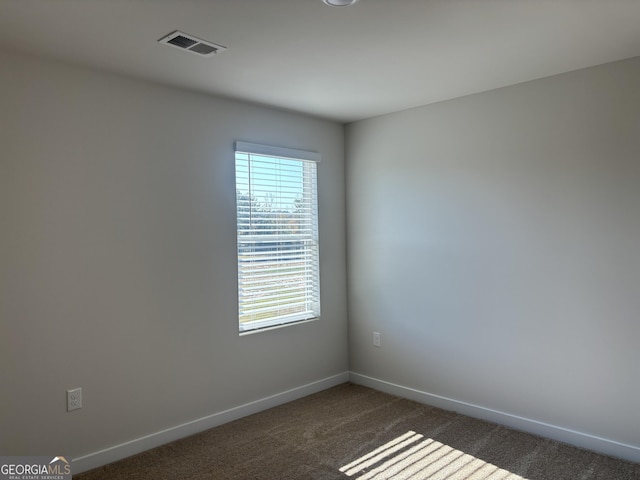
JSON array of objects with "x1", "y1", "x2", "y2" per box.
[{"x1": 234, "y1": 141, "x2": 321, "y2": 334}]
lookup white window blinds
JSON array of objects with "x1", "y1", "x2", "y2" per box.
[{"x1": 235, "y1": 142, "x2": 320, "y2": 333}]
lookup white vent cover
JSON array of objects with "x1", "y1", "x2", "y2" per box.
[{"x1": 158, "y1": 30, "x2": 226, "y2": 57}]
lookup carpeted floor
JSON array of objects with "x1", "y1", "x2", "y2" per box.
[{"x1": 75, "y1": 383, "x2": 640, "y2": 479}]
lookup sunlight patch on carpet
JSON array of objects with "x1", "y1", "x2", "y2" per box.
[{"x1": 339, "y1": 431, "x2": 527, "y2": 480}]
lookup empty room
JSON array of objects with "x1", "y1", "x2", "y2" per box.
[{"x1": 1, "y1": 1, "x2": 639, "y2": 479}]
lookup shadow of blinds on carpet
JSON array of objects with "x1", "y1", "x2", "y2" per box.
[{"x1": 339, "y1": 430, "x2": 526, "y2": 480}]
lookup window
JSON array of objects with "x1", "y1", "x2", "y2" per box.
[{"x1": 234, "y1": 142, "x2": 320, "y2": 333}]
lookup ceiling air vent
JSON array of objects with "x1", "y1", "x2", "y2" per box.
[{"x1": 158, "y1": 30, "x2": 226, "y2": 57}]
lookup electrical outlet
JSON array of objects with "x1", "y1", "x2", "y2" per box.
[
  {"x1": 67, "y1": 388, "x2": 82, "y2": 412},
  {"x1": 373, "y1": 332, "x2": 381, "y2": 347}
]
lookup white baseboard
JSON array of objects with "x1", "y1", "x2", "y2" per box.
[
  {"x1": 72, "y1": 372, "x2": 350, "y2": 474},
  {"x1": 349, "y1": 372, "x2": 640, "y2": 463}
]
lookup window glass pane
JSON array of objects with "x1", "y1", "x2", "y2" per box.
[{"x1": 235, "y1": 145, "x2": 320, "y2": 333}]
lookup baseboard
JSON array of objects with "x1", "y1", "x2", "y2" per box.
[
  {"x1": 72, "y1": 372, "x2": 350, "y2": 474},
  {"x1": 349, "y1": 372, "x2": 640, "y2": 464}
]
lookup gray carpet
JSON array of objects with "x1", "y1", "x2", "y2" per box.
[{"x1": 75, "y1": 383, "x2": 640, "y2": 479}]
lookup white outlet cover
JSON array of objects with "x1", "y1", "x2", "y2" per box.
[{"x1": 67, "y1": 388, "x2": 82, "y2": 411}]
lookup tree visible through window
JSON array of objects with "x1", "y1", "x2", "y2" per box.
[{"x1": 234, "y1": 142, "x2": 320, "y2": 333}]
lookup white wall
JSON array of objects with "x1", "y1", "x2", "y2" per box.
[
  {"x1": 347, "y1": 58, "x2": 640, "y2": 458},
  {"x1": 0, "y1": 51, "x2": 348, "y2": 466}
]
